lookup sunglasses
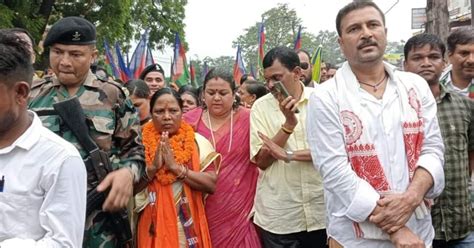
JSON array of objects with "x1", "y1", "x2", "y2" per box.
[{"x1": 300, "y1": 62, "x2": 309, "y2": 70}]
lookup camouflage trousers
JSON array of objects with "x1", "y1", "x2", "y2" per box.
[{"x1": 83, "y1": 210, "x2": 120, "y2": 248}]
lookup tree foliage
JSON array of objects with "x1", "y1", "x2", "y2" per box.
[
  {"x1": 232, "y1": 3, "x2": 344, "y2": 72},
  {"x1": 188, "y1": 55, "x2": 235, "y2": 86},
  {"x1": 204, "y1": 56, "x2": 235, "y2": 73},
  {"x1": 233, "y1": 4, "x2": 302, "y2": 71},
  {"x1": 385, "y1": 40, "x2": 406, "y2": 54},
  {"x1": 0, "y1": 0, "x2": 51, "y2": 47},
  {"x1": 128, "y1": 0, "x2": 187, "y2": 50},
  {"x1": 0, "y1": 0, "x2": 187, "y2": 67},
  {"x1": 311, "y1": 30, "x2": 344, "y2": 65}
]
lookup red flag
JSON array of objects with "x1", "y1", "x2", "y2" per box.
[
  {"x1": 190, "y1": 60, "x2": 196, "y2": 86},
  {"x1": 114, "y1": 42, "x2": 131, "y2": 82},
  {"x1": 103, "y1": 39, "x2": 119, "y2": 79},
  {"x1": 172, "y1": 33, "x2": 190, "y2": 86},
  {"x1": 172, "y1": 33, "x2": 187, "y2": 82},
  {"x1": 129, "y1": 31, "x2": 148, "y2": 79},
  {"x1": 233, "y1": 45, "x2": 246, "y2": 85},
  {"x1": 201, "y1": 62, "x2": 209, "y2": 80},
  {"x1": 294, "y1": 26, "x2": 302, "y2": 50},
  {"x1": 257, "y1": 21, "x2": 266, "y2": 78}
]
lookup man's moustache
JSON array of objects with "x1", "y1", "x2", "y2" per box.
[{"x1": 357, "y1": 40, "x2": 378, "y2": 49}]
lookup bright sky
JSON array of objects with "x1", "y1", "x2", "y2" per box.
[{"x1": 155, "y1": 0, "x2": 426, "y2": 73}]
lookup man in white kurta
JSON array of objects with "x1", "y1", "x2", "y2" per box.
[
  {"x1": 0, "y1": 30, "x2": 87, "y2": 248},
  {"x1": 307, "y1": 2, "x2": 444, "y2": 247}
]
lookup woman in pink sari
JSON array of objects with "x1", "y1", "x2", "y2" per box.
[{"x1": 184, "y1": 68, "x2": 261, "y2": 248}]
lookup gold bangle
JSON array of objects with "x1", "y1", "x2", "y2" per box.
[
  {"x1": 176, "y1": 165, "x2": 186, "y2": 179},
  {"x1": 281, "y1": 125, "x2": 294, "y2": 135},
  {"x1": 181, "y1": 166, "x2": 189, "y2": 180}
]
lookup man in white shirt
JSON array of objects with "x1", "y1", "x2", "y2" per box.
[
  {"x1": 0, "y1": 30, "x2": 87, "y2": 247},
  {"x1": 307, "y1": 2, "x2": 445, "y2": 248}
]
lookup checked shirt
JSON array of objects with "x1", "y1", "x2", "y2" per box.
[{"x1": 431, "y1": 84, "x2": 474, "y2": 241}]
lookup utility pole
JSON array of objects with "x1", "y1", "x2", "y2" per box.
[
  {"x1": 425, "y1": 0, "x2": 450, "y2": 43},
  {"x1": 471, "y1": 0, "x2": 474, "y2": 26}
]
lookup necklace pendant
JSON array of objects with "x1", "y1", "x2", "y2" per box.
[{"x1": 373, "y1": 86, "x2": 378, "y2": 92}]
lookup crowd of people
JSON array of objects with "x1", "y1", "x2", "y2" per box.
[{"x1": 0, "y1": 1, "x2": 473, "y2": 248}]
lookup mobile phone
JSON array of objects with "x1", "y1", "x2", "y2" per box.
[{"x1": 273, "y1": 81, "x2": 300, "y2": 113}]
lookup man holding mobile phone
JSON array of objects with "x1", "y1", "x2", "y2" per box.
[{"x1": 249, "y1": 46, "x2": 327, "y2": 248}]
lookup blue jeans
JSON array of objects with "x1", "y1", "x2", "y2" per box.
[{"x1": 433, "y1": 232, "x2": 474, "y2": 248}]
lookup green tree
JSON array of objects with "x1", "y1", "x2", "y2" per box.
[
  {"x1": 205, "y1": 56, "x2": 235, "y2": 72},
  {"x1": 0, "y1": 0, "x2": 53, "y2": 48},
  {"x1": 185, "y1": 56, "x2": 234, "y2": 87},
  {"x1": 295, "y1": 30, "x2": 344, "y2": 66},
  {"x1": 233, "y1": 3, "x2": 303, "y2": 72},
  {"x1": 232, "y1": 3, "x2": 344, "y2": 72},
  {"x1": 187, "y1": 57, "x2": 205, "y2": 86},
  {"x1": 385, "y1": 40, "x2": 406, "y2": 54},
  {"x1": 312, "y1": 30, "x2": 344, "y2": 65},
  {"x1": 129, "y1": 0, "x2": 188, "y2": 50},
  {"x1": 0, "y1": 0, "x2": 187, "y2": 67},
  {"x1": 384, "y1": 40, "x2": 405, "y2": 68}
]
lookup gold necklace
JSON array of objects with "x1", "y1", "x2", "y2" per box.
[{"x1": 206, "y1": 110, "x2": 233, "y2": 153}]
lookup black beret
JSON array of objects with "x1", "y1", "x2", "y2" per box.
[
  {"x1": 43, "y1": 16, "x2": 96, "y2": 47},
  {"x1": 139, "y1": 63, "x2": 165, "y2": 80}
]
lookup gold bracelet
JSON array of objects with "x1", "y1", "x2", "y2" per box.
[
  {"x1": 176, "y1": 165, "x2": 186, "y2": 179},
  {"x1": 281, "y1": 125, "x2": 294, "y2": 135},
  {"x1": 181, "y1": 166, "x2": 189, "y2": 180}
]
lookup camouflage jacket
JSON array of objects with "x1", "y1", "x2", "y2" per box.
[
  {"x1": 29, "y1": 71, "x2": 145, "y2": 179},
  {"x1": 29, "y1": 71, "x2": 145, "y2": 247}
]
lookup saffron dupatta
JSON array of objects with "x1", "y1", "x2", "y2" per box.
[{"x1": 137, "y1": 128, "x2": 217, "y2": 248}]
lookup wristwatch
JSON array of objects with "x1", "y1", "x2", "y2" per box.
[{"x1": 285, "y1": 150, "x2": 294, "y2": 163}]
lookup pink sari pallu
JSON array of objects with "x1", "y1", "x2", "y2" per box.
[{"x1": 184, "y1": 107, "x2": 261, "y2": 248}]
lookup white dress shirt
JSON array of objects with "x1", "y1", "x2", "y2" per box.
[
  {"x1": 0, "y1": 111, "x2": 87, "y2": 248},
  {"x1": 307, "y1": 68, "x2": 445, "y2": 247}
]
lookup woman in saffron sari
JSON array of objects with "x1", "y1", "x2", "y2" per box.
[
  {"x1": 136, "y1": 88, "x2": 220, "y2": 248},
  {"x1": 184, "y1": 68, "x2": 261, "y2": 248}
]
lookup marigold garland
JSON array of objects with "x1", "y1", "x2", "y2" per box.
[{"x1": 142, "y1": 121, "x2": 195, "y2": 185}]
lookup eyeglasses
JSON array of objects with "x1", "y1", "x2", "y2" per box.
[{"x1": 300, "y1": 62, "x2": 309, "y2": 70}]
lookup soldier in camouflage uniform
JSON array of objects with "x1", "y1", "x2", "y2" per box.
[{"x1": 28, "y1": 16, "x2": 145, "y2": 247}]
